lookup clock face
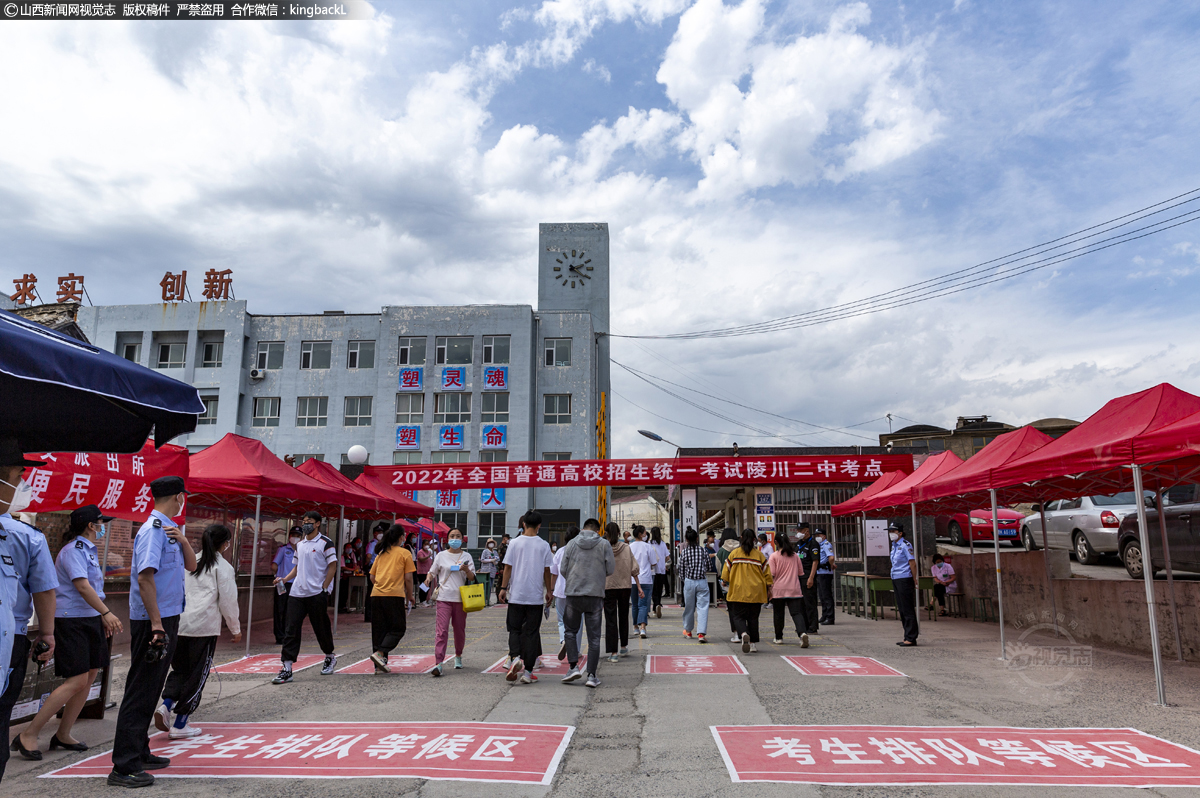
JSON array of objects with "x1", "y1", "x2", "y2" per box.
[{"x1": 552, "y1": 249, "x2": 594, "y2": 289}]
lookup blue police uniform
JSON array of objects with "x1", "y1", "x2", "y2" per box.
[
  {"x1": 128, "y1": 510, "x2": 186, "y2": 621},
  {"x1": 56, "y1": 536, "x2": 104, "y2": 618},
  {"x1": 0, "y1": 535, "x2": 18, "y2": 698},
  {"x1": 890, "y1": 537, "x2": 915, "y2": 579},
  {"x1": 0, "y1": 513, "x2": 58, "y2": 634},
  {"x1": 815, "y1": 536, "x2": 836, "y2": 625},
  {"x1": 272, "y1": 543, "x2": 297, "y2": 643},
  {"x1": 890, "y1": 535, "x2": 919, "y2": 644}
]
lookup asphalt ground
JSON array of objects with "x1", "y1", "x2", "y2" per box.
[{"x1": 5, "y1": 598, "x2": 1200, "y2": 797}]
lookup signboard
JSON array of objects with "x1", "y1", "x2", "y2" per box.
[
  {"x1": 864, "y1": 520, "x2": 889, "y2": 557},
  {"x1": 367, "y1": 455, "x2": 914, "y2": 492},
  {"x1": 435, "y1": 489, "x2": 461, "y2": 511},
  {"x1": 755, "y1": 488, "x2": 775, "y2": 533},
  {"x1": 782, "y1": 656, "x2": 906, "y2": 677},
  {"x1": 481, "y1": 424, "x2": 507, "y2": 450},
  {"x1": 645, "y1": 655, "x2": 748, "y2": 675},
  {"x1": 483, "y1": 367, "x2": 508, "y2": 391},
  {"x1": 338, "y1": 655, "x2": 438, "y2": 675},
  {"x1": 398, "y1": 367, "x2": 423, "y2": 392},
  {"x1": 711, "y1": 725, "x2": 1200, "y2": 787},
  {"x1": 45, "y1": 722, "x2": 575, "y2": 785},
  {"x1": 441, "y1": 367, "x2": 466, "y2": 391},
  {"x1": 395, "y1": 425, "x2": 420, "y2": 450},
  {"x1": 438, "y1": 425, "x2": 464, "y2": 450},
  {"x1": 681, "y1": 488, "x2": 698, "y2": 534},
  {"x1": 481, "y1": 488, "x2": 505, "y2": 510},
  {"x1": 213, "y1": 655, "x2": 324, "y2": 675}
]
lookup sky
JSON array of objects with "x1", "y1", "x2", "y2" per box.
[{"x1": 2, "y1": 0, "x2": 1199, "y2": 458}]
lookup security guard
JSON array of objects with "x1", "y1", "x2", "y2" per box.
[
  {"x1": 271, "y1": 527, "x2": 300, "y2": 644},
  {"x1": 795, "y1": 523, "x2": 821, "y2": 637},
  {"x1": 109, "y1": 475, "x2": 196, "y2": 788},
  {"x1": 889, "y1": 522, "x2": 919, "y2": 646},
  {"x1": 815, "y1": 528, "x2": 837, "y2": 626},
  {"x1": 0, "y1": 441, "x2": 57, "y2": 781}
]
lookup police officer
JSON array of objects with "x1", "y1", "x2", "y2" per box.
[
  {"x1": 0, "y1": 441, "x2": 58, "y2": 781},
  {"x1": 272, "y1": 527, "x2": 300, "y2": 644},
  {"x1": 109, "y1": 475, "x2": 196, "y2": 788},
  {"x1": 889, "y1": 522, "x2": 919, "y2": 646},
  {"x1": 795, "y1": 523, "x2": 821, "y2": 637},
  {"x1": 815, "y1": 528, "x2": 837, "y2": 626}
]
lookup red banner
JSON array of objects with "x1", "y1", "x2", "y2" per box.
[
  {"x1": 364, "y1": 455, "x2": 913, "y2": 492},
  {"x1": 22, "y1": 442, "x2": 189, "y2": 522}
]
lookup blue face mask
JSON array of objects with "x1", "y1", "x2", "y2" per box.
[
  {"x1": 96, "y1": 524, "x2": 107, "y2": 541},
  {"x1": 448, "y1": 538, "x2": 463, "y2": 550}
]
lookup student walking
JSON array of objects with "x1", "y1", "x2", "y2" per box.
[
  {"x1": 559, "y1": 518, "x2": 614, "y2": 687},
  {"x1": 368, "y1": 524, "x2": 416, "y2": 673},
  {"x1": 795, "y1": 524, "x2": 822, "y2": 636},
  {"x1": 650, "y1": 527, "x2": 670, "y2": 618},
  {"x1": 628, "y1": 526, "x2": 657, "y2": 638},
  {"x1": 271, "y1": 528, "x2": 299, "y2": 643},
  {"x1": 427, "y1": 528, "x2": 475, "y2": 677},
  {"x1": 603, "y1": 522, "x2": 639, "y2": 663},
  {"x1": 720, "y1": 529, "x2": 772, "y2": 654},
  {"x1": 273, "y1": 511, "x2": 338, "y2": 684},
  {"x1": 414, "y1": 541, "x2": 433, "y2": 607},
  {"x1": 677, "y1": 527, "x2": 710, "y2": 642},
  {"x1": 716, "y1": 528, "x2": 739, "y2": 639},
  {"x1": 766, "y1": 529, "x2": 807, "y2": 647},
  {"x1": 890, "y1": 523, "x2": 919, "y2": 646},
  {"x1": 479, "y1": 538, "x2": 500, "y2": 606},
  {"x1": 157, "y1": 524, "x2": 242, "y2": 739},
  {"x1": 551, "y1": 526, "x2": 583, "y2": 661},
  {"x1": 499, "y1": 512, "x2": 554, "y2": 684}
]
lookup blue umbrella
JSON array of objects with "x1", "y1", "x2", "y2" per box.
[{"x1": 0, "y1": 309, "x2": 204, "y2": 453}]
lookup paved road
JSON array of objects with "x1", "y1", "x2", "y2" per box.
[
  {"x1": 936, "y1": 540, "x2": 1200, "y2": 581},
  {"x1": 6, "y1": 600, "x2": 1200, "y2": 796}
]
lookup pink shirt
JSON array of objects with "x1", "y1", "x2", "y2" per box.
[
  {"x1": 415, "y1": 548, "x2": 433, "y2": 575},
  {"x1": 767, "y1": 552, "x2": 802, "y2": 598}
]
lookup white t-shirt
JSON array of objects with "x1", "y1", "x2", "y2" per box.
[
  {"x1": 429, "y1": 549, "x2": 475, "y2": 603},
  {"x1": 292, "y1": 534, "x2": 337, "y2": 598},
  {"x1": 629, "y1": 540, "x2": 657, "y2": 585},
  {"x1": 503, "y1": 533, "x2": 553, "y2": 605},
  {"x1": 652, "y1": 541, "x2": 670, "y2": 575},
  {"x1": 932, "y1": 562, "x2": 957, "y2": 594},
  {"x1": 761, "y1": 543, "x2": 774, "y2": 559},
  {"x1": 551, "y1": 547, "x2": 567, "y2": 599}
]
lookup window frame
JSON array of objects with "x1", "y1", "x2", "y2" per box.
[
  {"x1": 156, "y1": 342, "x2": 185, "y2": 369},
  {"x1": 395, "y1": 393, "x2": 425, "y2": 424},
  {"x1": 398, "y1": 337, "x2": 427, "y2": 366},
  {"x1": 479, "y1": 450, "x2": 508, "y2": 463},
  {"x1": 252, "y1": 396, "x2": 281, "y2": 427},
  {"x1": 435, "y1": 336, "x2": 473, "y2": 365},
  {"x1": 483, "y1": 335, "x2": 510, "y2": 365},
  {"x1": 392, "y1": 451, "x2": 423, "y2": 465},
  {"x1": 293, "y1": 454, "x2": 325, "y2": 465},
  {"x1": 300, "y1": 341, "x2": 333, "y2": 370},
  {"x1": 541, "y1": 452, "x2": 572, "y2": 461},
  {"x1": 543, "y1": 393, "x2": 571, "y2": 425},
  {"x1": 430, "y1": 451, "x2": 472, "y2": 464},
  {"x1": 343, "y1": 396, "x2": 373, "y2": 427},
  {"x1": 256, "y1": 342, "x2": 285, "y2": 370},
  {"x1": 347, "y1": 340, "x2": 376, "y2": 370},
  {"x1": 296, "y1": 396, "x2": 329, "y2": 427},
  {"x1": 200, "y1": 340, "x2": 223, "y2": 368},
  {"x1": 544, "y1": 338, "x2": 572, "y2": 367},
  {"x1": 479, "y1": 511, "x2": 507, "y2": 539},
  {"x1": 122, "y1": 342, "x2": 142, "y2": 363},
  {"x1": 434, "y1": 393, "x2": 472, "y2": 424},
  {"x1": 198, "y1": 396, "x2": 219, "y2": 425},
  {"x1": 481, "y1": 392, "x2": 510, "y2": 423}
]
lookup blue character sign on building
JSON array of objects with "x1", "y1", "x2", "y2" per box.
[
  {"x1": 395, "y1": 425, "x2": 420, "y2": 450},
  {"x1": 399, "y1": 367, "x2": 423, "y2": 392},
  {"x1": 481, "y1": 488, "x2": 506, "y2": 509},
  {"x1": 436, "y1": 489, "x2": 461, "y2": 510},
  {"x1": 480, "y1": 424, "x2": 507, "y2": 450},
  {"x1": 441, "y1": 367, "x2": 466, "y2": 391},
  {"x1": 439, "y1": 425, "x2": 465, "y2": 450},
  {"x1": 483, "y1": 366, "x2": 508, "y2": 391}
]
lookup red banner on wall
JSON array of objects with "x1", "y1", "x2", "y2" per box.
[
  {"x1": 22, "y1": 442, "x2": 190, "y2": 522},
  {"x1": 362, "y1": 455, "x2": 913, "y2": 492}
]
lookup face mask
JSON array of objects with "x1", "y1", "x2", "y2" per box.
[
  {"x1": 487, "y1": 544, "x2": 495, "y2": 549},
  {"x1": 889, "y1": 532, "x2": 900, "y2": 542},
  {"x1": 816, "y1": 535, "x2": 826, "y2": 542},
  {"x1": 289, "y1": 537, "x2": 300, "y2": 545},
  {"x1": 449, "y1": 538, "x2": 463, "y2": 550},
  {"x1": 95, "y1": 523, "x2": 108, "y2": 541},
  {"x1": 0, "y1": 476, "x2": 33, "y2": 514},
  {"x1": 302, "y1": 523, "x2": 315, "y2": 534}
]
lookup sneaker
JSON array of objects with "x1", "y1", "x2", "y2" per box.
[
  {"x1": 505, "y1": 658, "x2": 524, "y2": 682},
  {"x1": 561, "y1": 667, "x2": 583, "y2": 683},
  {"x1": 153, "y1": 702, "x2": 173, "y2": 733},
  {"x1": 140, "y1": 754, "x2": 170, "y2": 770},
  {"x1": 370, "y1": 651, "x2": 390, "y2": 673},
  {"x1": 431, "y1": 665, "x2": 443, "y2": 677},
  {"x1": 639, "y1": 626, "x2": 647, "y2": 639},
  {"x1": 749, "y1": 643, "x2": 758, "y2": 653},
  {"x1": 585, "y1": 674, "x2": 601, "y2": 688},
  {"x1": 107, "y1": 770, "x2": 154, "y2": 788},
  {"x1": 168, "y1": 724, "x2": 201, "y2": 740},
  {"x1": 557, "y1": 640, "x2": 568, "y2": 661},
  {"x1": 519, "y1": 672, "x2": 538, "y2": 684},
  {"x1": 607, "y1": 654, "x2": 620, "y2": 664},
  {"x1": 772, "y1": 638, "x2": 783, "y2": 645},
  {"x1": 271, "y1": 668, "x2": 293, "y2": 685},
  {"x1": 618, "y1": 647, "x2": 629, "y2": 657},
  {"x1": 731, "y1": 635, "x2": 741, "y2": 643},
  {"x1": 697, "y1": 634, "x2": 707, "y2": 644},
  {"x1": 501, "y1": 655, "x2": 513, "y2": 670},
  {"x1": 454, "y1": 656, "x2": 463, "y2": 669},
  {"x1": 741, "y1": 633, "x2": 751, "y2": 654},
  {"x1": 801, "y1": 633, "x2": 810, "y2": 649},
  {"x1": 321, "y1": 654, "x2": 337, "y2": 675},
  {"x1": 682, "y1": 630, "x2": 693, "y2": 638}
]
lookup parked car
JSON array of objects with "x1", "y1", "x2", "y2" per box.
[
  {"x1": 935, "y1": 509, "x2": 1024, "y2": 547},
  {"x1": 1020, "y1": 492, "x2": 1148, "y2": 565},
  {"x1": 1117, "y1": 483, "x2": 1200, "y2": 579}
]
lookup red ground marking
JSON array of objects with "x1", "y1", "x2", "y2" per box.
[
  {"x1": 337, "y1": 655, "x2": 439, "y2": 674},
  {"x1": 212, "y1": 655, "x2": 324, "y2": 675},
  {"x1": 645, "y1": 654, "x2": 748, "y2": 675},
  {"x1": 712, "y1": 725, "x2": 1200, "y2": 787},
  {"x1": 782, "y1": 656, "x2": 907, "y2": 677},
  {"x1": 43, "y1": 722, "x2": 575, "y2": 785},
  {"x1": 482, "y1": 656, "x2": 571, "y2": 675}
]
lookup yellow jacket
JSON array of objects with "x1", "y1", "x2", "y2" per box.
[{"x1": 720, "y1": 545, "x2": 772, "y2": 603}]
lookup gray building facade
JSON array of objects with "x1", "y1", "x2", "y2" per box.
[{"x1": 72, "y1": 223, "x2": 612, "y2": 545}]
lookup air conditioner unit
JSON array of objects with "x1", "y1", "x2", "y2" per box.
[{"x1": 249, "y1": 369, "x2": 265, "y2": 381}]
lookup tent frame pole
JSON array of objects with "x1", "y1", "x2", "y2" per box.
[
  {"x1": 1038, "y1": 499, "x2": 1060, "y2": 638},
  {"x1": 910, "y1": 504, "x2": 920, "y2": 618},
  {"x1": 245, "y1": 494, "x2": 263, "y2": 658},
  {"x1": 990, "y1": 489, "x2": 1006, "y2": 660},
  {"x1": 1155, "y1": 488, "x2": 1184, "y2": 663},
  {"x1": 333, "y1": 506, "x2": 345, "y2": 636},
  {"x1": 1131, "y1": 466, "x2": 1166, "y2": 706}
]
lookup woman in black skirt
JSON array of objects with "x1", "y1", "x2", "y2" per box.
[{"x1": 13, "y1": 505, "x2": 122, "y2": 758}]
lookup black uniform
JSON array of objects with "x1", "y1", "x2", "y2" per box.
[{"x1": 796, "y1": 537, "x2": 821, "y2": 634}]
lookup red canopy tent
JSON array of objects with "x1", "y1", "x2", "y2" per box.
[
  {"x1": 912, "y1": 426, "x2": 1055, "y2": 511},
  {"x1": 354, "y1": 471, "x2": 435, "y2": 519},
  {"x1": 854, "y1": 451, "x2": 964, "y2": 514},
  {"x1": 297, "y1": 458, "x2": 412, "y2": 519},
  {"x1": 829, "y1": 470, "x2": 907, "y2": 517},
  {"x1": 1132, "y1": 407, "x2": 1200, "y2": 466}
]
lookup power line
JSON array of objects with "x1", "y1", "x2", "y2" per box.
[{"x1": 610, "y1": 389, "x2": 794, "y2": 439}]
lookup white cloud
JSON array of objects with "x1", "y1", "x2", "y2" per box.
[{"x1": 582, "y1": 57, "x2": 613, "y2": 82}]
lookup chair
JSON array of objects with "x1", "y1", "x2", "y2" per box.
[
  {"x1": 945, "y1": 592, "x2": 965, "y2": 618},
  {"x1": 972, "y1": 596, "x2": 995, "y2": 623}
]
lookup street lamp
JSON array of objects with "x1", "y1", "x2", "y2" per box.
[{"x1": 638, "y1": 429, "x2": 682, "y2": 449}]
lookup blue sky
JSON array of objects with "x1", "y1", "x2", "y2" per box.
[{"x1": 1, "y1": 0, "x2": 1198, "y2": 456}]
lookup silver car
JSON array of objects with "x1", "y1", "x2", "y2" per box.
[{"x1": 1020, "y1": 492, "x2": 1149, "y2": 565}]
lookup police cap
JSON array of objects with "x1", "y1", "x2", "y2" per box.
[
  {"x1": 887, "y1": 522, "x2": 903, "y2": 532},
  {"x1": 70, "y1": 504, "x2": 115, "y2": 533},
  {"x1": 150, "y1": 475, "x2": 188, "y2": 498},
  {"x1": 0, "y1": 438, "x2": 45, "y2": 468}
]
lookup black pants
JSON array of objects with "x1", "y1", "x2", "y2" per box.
[
  {"x1": 772, "y1": 597, "x2": 805, "y2": 639},
  {"x1": 162, "y1": 635, "x2": 216, "y2": 717},
  {"x1": 371, "y1": 596, "x2": 408, "y2": 655},
  {"x1": 893, "y1": 576, "x2": 920, "y2": 643},
  {"x1": 603, "y1": 587, "x2": 631, "y2": 653},
  {"x1": 933, "y1": 583, "x2": 947, "y2": 607},
  {"x1": 564, "y1": 595, "x2": 603, "y2": 676},
  {"x1": 112, "y1": 616, "x2": 179, "y2": 776},
  {"x1": 273, "y1": 581, "x2": 292, "y2": 643},
  {"x1": 363, "y1": 578, "x2": 374, "y2": 622},
  {"x1": 281, "y1": 592, "x2": 335, "y2": 664},
  {"x1": 799, "y1": 575, "x2": 820, "y2": 633},
  {"x1": 652, "y1": 574, "x2": 669, "y2": 609},
  {"x1": 817, "y1": 573, "x2": 835, "y2": 623},
  {"x1": 338, "y1": 573, "x2": 352, "y2": 613},
  {"x1": 727, "y1": 601, "x2": 762, "y2": 643},
  {"x1": 0, "y1": 635, "x2": 32, "y2": 782},
  {"x1": 506, "y1": 603, "x2": 544, "y2": 670}
]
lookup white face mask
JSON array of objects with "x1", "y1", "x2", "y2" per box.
[
  {"x1": 0, "y1": 476, "x2": 33, "y2": 514},
  {"x1": 889, "y1": 532, "x2": 900, "y2": 542}
]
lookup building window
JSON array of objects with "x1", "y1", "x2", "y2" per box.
[
  {"x1": 479, "y1": 512, "x2": 506, "y2": 540},
  {"x1": 395, "y1": 393, "x2": 424, "y2": 424},
  {"x1": 435, "y1": 336, "x2": 472, "y2": 365},
  {"x1": 200, "y1": 341, "x2": 223, "y2": 368},
  {"x1": 479, "y1": 450, "x2": 508, "y2": 463},
  {"x1": 341, "y1": 452, "x2": 370, "y2": 465},
  {"x1": 398, "y1": 337, "x2": 426, "y2": 366},
  {"x1": 434, "y1": 393, "x2": 471, "y2": 423},
  {"x1": 481, "y1": 392, "x2": 509, "y2": 423},
  {"x1": 483, "y1": 335, "x2": 510, "y2": 365},
  {"x1": 347, "y1": 340, "x2": 375, "y2": 369},
  {"x1": 544, "y1": 394, "x2": 571, "y2": 425},
  {"x1": 344, "y1": 396, "x2": 373, "y2": 427},
  {"x1": 300, "y1": 341, "x2": 332, "y2": 370},
  {"x1": 293, "y1": 454, "x2": 324, "y2": 464},
  {"x1": 392, "y1": 451, "x2": 422, "y2": 465},
  {"x1": 198, "y1": 397, "x2": 219, "y2": 425},
  {"x1": 122, "y1": 343, "x2": 141, "y2": 363},
  {"x1": 156, "y1": 343, "x2": 185, "y2": 369},
  {"x1": 972, "y1": 436, "x2": 988, "y2": 455},
  {"x1": 297, "y1": 396, "x2": 329, "y2": 427},
  {"x1": 542, "y1": 452, "x2": 572, "y2": 461},
  {"x1": 252, "y1": 397, "x2": 280, "y2": 427},
  {"x1": 435, "y1": 512, "x2": 468, "y2": 535},
  {"x1": 256, "y1": 342, "x2": 284, "y2": 370},
  {"x1": 544, "y1": 338, "x2": 571, "y2": 367},
  {"x1": 431, "y1": 451, "x2": 471, "y2": 464}
]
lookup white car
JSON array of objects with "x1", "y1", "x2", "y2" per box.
[{"x1": 1020, "y1": 492, "x2": 1148, "y2": 565}]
